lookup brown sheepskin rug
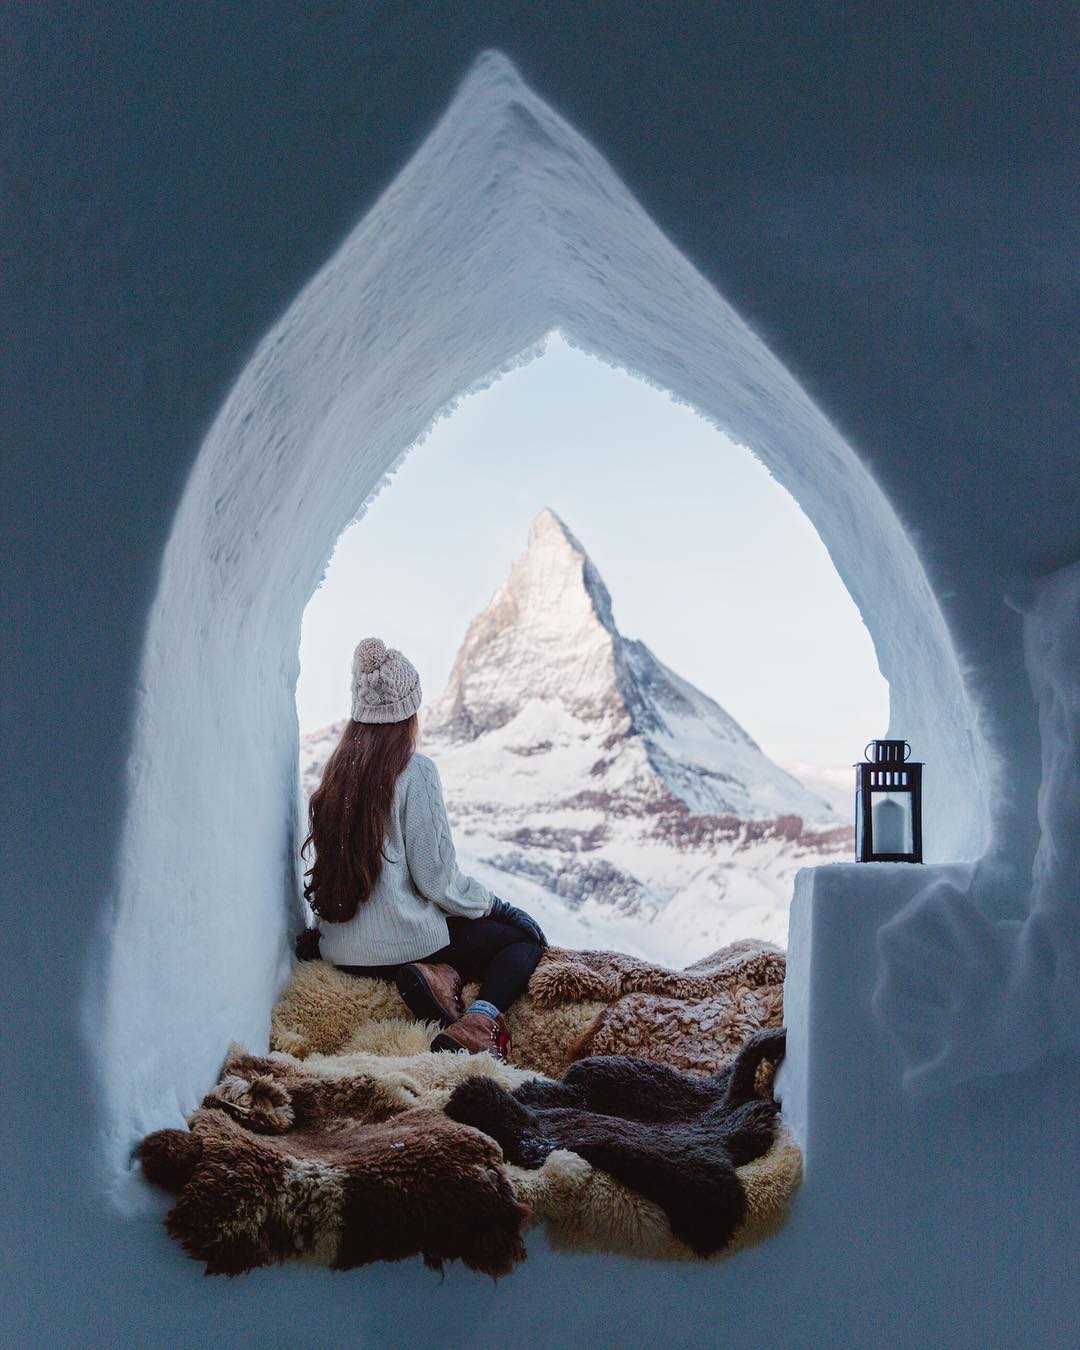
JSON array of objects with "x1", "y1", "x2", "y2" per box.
[
  {"x1": 271, "y1": 939, "x2": 785, "y2": 1079},
  {"x1": 139, "y1": 1050, "x2": 529, "y2": 1277},
  {"x1": 563, "y1": 941, "x2": 786, "y2": 1074}
]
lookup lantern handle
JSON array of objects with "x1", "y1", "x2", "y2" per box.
[{"x1": 864, "y1": 740, "x2": 914, "y2": 762}]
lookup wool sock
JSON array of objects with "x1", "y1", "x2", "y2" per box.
[{"x1": 465, "y1": 998, "x2": 501, "y2": 1021}]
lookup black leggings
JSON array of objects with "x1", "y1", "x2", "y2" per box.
[{"x1": 338, "y1": 915, "x2": 543, "y2": 1013}]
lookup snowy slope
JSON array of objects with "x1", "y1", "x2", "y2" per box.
[{"x1": 302, "y1": 510, "x2": 852, "y2": 959}]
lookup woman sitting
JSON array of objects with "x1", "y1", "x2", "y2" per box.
[{"x1": 300, "y1": 636, "x2": 546, "y2": 1062}]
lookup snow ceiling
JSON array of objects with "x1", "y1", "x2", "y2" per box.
[{"x1": 101, "y1": 53, "x2": 996, "y2": 1170}]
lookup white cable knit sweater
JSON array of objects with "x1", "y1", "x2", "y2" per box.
[{"x1": 315, "y1": 752, "x2": 495, "y2": 966}]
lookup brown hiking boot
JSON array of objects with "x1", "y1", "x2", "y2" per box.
[
  {"x1": 431, "y1": 1011, "x2": 513, "y2": 1063},
  {"x1": 394, "y1": 961, "x2": 465, "y2": 1028}
]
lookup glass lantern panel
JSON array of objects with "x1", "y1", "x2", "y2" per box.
[{"x1": 871, "y1": 792, "x2": 914, "y2": 855}]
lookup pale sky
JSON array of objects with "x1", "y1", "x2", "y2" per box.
[{"x1": 296, "y1": 334, "x2": 888, "y2": 777}]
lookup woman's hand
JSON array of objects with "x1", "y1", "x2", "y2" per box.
[{"x1": 489, "y1": 897, "x2": 547, "y2": 947}]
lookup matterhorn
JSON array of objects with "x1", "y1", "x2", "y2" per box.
[{"x1": 302, "y1": 510, "x2": 852, "y2": 960}]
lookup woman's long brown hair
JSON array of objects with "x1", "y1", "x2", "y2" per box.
[{"x1": 301, "y1": 715, "x2": 418, "y2": 923}]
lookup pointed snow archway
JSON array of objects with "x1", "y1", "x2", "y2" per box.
[{"x1": 98, "y1": 51, "x2": 990, "y2": 1182}]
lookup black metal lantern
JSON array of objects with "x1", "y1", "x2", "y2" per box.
[{"x1": 855, "y1": 739, "x2": 923, "y2": 863}]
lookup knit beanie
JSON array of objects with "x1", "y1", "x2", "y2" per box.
[{"x1": 350, "y1": 637, "x2": 422, "y2": 724}]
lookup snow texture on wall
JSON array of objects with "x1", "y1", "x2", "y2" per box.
[
  {"x1": 5, "y1": 4, "x2": 1077, "y2": 1344},
  {"x1": 875, "y1": 560, "x2": 1080, "y2": 1093}
]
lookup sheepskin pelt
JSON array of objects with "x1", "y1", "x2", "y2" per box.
[
  {"x1": 509, "y1": 1128, "x2": 802, "y2": 1262},
  {"x1": 570, "y1": 983, "x2": 786, "y2": 1075},
  {"x1": 270, "y1": 956, "x2": 603, "y2": 1078},
  {"x1": 271, "y1": 939, "x2": 785, "y2": 1079},
  {"x1": 530, "y1": 938, "x2": 786, "y2": 1007},
  {"x1": 140, "y1": 1040, "x2": 802, "y2": 1273},
  {"x1": 445, "y1": 1029, "x2": 788, "y2": 1256},
  {"x1": 139, "y1": 1050, "x2": 528, "y2": 1277},
  {"x1": 560, "y1": 940, "x2": 786, "y2": 1074}
]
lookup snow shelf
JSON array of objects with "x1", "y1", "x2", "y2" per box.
[
  {"x1": 98, "y1": 53, "x2": 997, "y2": 1186},
  {"x1": 772, "y1": 864, "x2": 1077, "y2": 1346}
]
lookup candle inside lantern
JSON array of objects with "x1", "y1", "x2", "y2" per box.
[{"x1": 871, "y1": 794, "x2": 911, "y2": 855}]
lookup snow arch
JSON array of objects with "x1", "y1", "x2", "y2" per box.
[{"x1": 100, "y1": 52, "x2": 990, "y2": 1178}]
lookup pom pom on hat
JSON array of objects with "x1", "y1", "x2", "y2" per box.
[
  {"x1": 350, "y1": 637, "x2": 422, "y2": 724},
  {"x1": 355, "y1": 636, "x2": 389, "y2": 673}
]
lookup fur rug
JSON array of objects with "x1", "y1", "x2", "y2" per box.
[
  {"x1": 272, "y1": 939, "x2": 785, "y2": 1078},
  {"x1": 446, "y1": 1030, "x2": 787, "y2": 1256},
  {"x1": 140, "y1": 1036, "x2": 801, "y2": 1274},
  {"x1": 139, "y1": 1050, "x2": 527, "y2": 1277}
]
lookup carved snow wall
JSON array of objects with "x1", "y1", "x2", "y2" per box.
[{"x1": 99, "y1": 54, "x2": 995, "y2": 1179}]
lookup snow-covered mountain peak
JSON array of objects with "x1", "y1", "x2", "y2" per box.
[
  {"x1": 424, "y1": 508, "x2": 623, "y2": 739},
  {"x1": 424, "y1": 510, "x2": 837, "y2": 824},
  {"x1": 507, "y1": 507, "x2": 617, "y2": 635}
]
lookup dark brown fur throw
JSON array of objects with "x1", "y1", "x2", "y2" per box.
[
  {"x1": 139, "y1": 1052, "x2": 528, "y2": 1277},
  {"x1": 445, "y1": 1029, "x2": 786, "y2": 1257}
]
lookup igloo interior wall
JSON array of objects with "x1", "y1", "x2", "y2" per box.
[
  {"x1": 100, "y1": 53, "x2": 990, "y2": 1178},
  {"x1": 8, "y1": 8, "x2": 1078, "y2": 1346}
]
